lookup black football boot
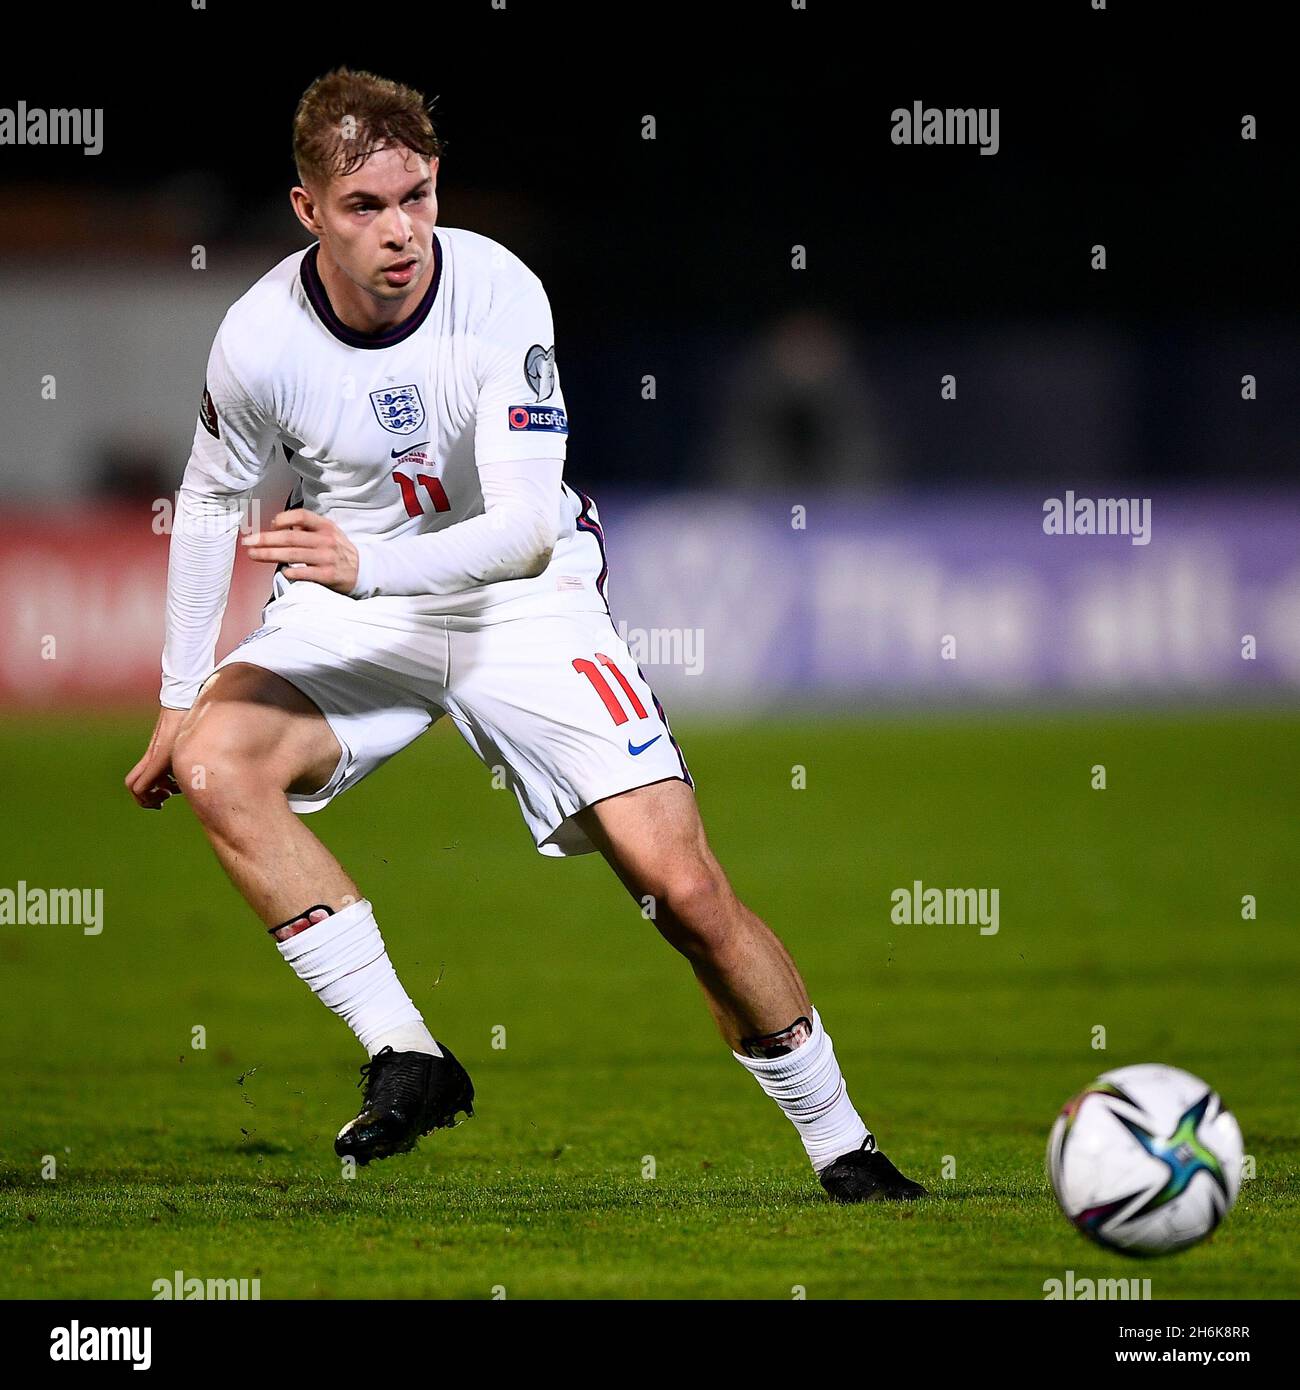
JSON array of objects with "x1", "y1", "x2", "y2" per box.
[
  {"x1": 819, "y1": 1138, "x2": 928, "y2": 1202},
  {"x1": 334, "y1": 1043, "x2": 474, "y2": 1166}
]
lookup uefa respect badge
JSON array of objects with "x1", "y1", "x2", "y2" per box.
[{"x1": 507, "y1": 404, "x2": 568, "y2": 433}]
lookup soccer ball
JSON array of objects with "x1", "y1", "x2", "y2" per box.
[{"x1": 1047, "y1": 1063, "x2": 1243, "y2": 1256}]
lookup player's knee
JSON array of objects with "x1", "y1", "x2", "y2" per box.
[{"x1": 172, "y1": 720, "x2": 279, "y2": 820}]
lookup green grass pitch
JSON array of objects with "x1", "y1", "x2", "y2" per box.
[{"x1": 1, "y1": 710, "x2": 1296, "y2": 1299}]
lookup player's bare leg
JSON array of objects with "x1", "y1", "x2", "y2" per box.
[
  {"x1": 170, "y1": 664, "x2": 356, "y2": 922},
  {"x1": 574, "y1": 779, "x2": 809, "y2": 1051},
  {"x1": 157, "y1": 664, "x2": 472, "y2": 1163},
  {"x1": 574, "y1": 778, "x2": 926, "y2": 1202}
]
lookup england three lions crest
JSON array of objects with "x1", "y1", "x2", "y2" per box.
[
  {"x1": 369, "y1": 384, "x2": 426, "y2": 436},
  {"x1": 525, "y1": 344, "x2": 556, "y2": 401}
]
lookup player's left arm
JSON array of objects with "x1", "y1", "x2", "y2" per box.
[
  {"x1": 241, "y1": 454, "x2": 561, "y2": 595},
  {"x1": 242, "y1": 266, "x2": 567, "y2": 596}
]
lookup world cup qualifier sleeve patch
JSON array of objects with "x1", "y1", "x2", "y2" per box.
[
  {"x1": 507, "y1": 404, "x2": 568, "y2": 433},
  {"x1": 524, "y1": 343, "x2": 556, "y2": 401}
]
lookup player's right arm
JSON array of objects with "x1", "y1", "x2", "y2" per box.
[{"x1": 125, "y1": 325, "x2": 279, "y2": 809}]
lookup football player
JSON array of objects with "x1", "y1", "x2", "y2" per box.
[{"x1": 125, "y1": 68, "x2": 924, "y2": 1203}]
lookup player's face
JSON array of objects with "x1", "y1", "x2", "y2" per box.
[{"x1": 309, "y1": 146, "x2": 439, "y2": 302}]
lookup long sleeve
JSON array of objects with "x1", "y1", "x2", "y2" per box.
[
  {"x1": 159, "y1": 483, "x2": 246, "y2": 708},
  {"x1": 159, "y1": 326, "x2": 279, "y2": 708},
  {"x1": 350, "y1": 455, "x2": 562, "y2": 598}
]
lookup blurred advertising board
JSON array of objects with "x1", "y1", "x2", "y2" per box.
[{"x1": 2, "y1": 492, "x2": 1297, "y2": 710}]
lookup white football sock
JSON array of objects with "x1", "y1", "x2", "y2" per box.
[
  {"x1": 732, "y1": 1007, "x2": 871, "y2": 1172},
  {"x1": 274, "y1": 898, "x2": 441, "y2": 1058}
]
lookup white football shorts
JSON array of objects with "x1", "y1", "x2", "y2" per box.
[{"x1": 207, "y1": 579, "x2": 693, "y2": 857}]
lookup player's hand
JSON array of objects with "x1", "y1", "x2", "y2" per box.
[
  {"x1": 241, "y1": 509, "x2": 359, "y2": 593},
  {"x1": 124, "y1": 706, "x2": 187, "y2": 810}
]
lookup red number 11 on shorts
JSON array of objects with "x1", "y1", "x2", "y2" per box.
[{"x1": 573, "y1": 653, "x2": 649, "y2": 725}]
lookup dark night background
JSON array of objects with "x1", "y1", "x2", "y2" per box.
[{"x1": 1, "y1": 0, "x2": 1295, "y2": 499}]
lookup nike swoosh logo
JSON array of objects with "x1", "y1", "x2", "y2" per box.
[
  {"x1": 391, "y1": 441, "x2": 430, "y2": 458},
  {"x1": 627, "y1": 735, "x2": 663, "y2": 756}
]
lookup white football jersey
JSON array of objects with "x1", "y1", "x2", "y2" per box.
[{"x1": 189, "y1": 227, "x2": 606, "y2": 622}]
